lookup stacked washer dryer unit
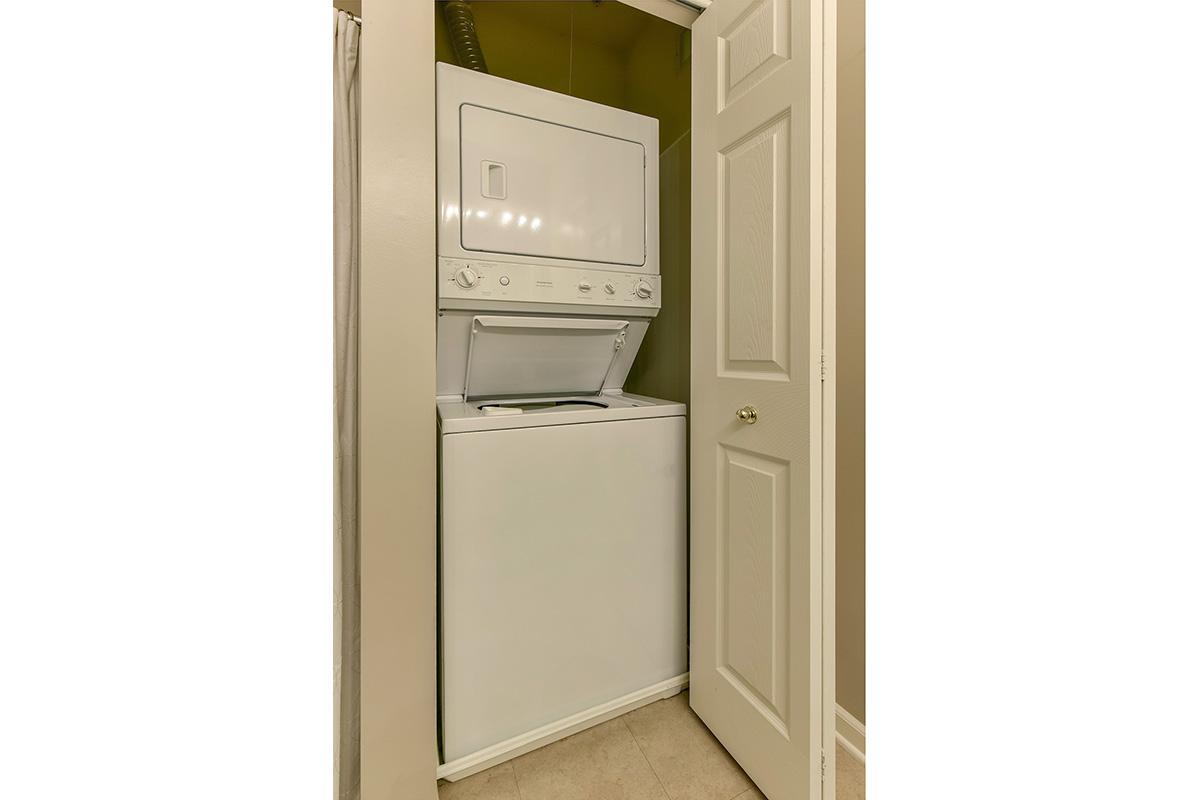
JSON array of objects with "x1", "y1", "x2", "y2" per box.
[{"x1": 436, "y1": 63, "x2": 687, "y2": 777}]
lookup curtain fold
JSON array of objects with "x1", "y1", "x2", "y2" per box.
[{"x1": 333, "y1": 10, "x2": 361, "y2": 800}]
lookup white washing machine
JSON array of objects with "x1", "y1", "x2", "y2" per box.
[
  {"x1": 438, "y1": 391, "x2": 687, "y2": 767},
  {"x1": 436, "y1": 64, "x2": 687, "y2": 774}
]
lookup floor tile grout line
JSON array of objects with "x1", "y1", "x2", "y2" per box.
[
  {"x1": 625, "y1": 693, "x2": 755, "y2": 800},
  {"x1": 506, "y1": 759, "x2": 528, "y2": 800},
  {"x1": 620, "y1": 714, "x2": 673, "y2": 800}
]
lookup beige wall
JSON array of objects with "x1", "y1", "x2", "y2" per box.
[
  {"x1": 359, "y1": 1, "x2": 438, "y2": 798},
  {"x1": 836, "y1": 0, "x2": 866, "y2": 725}
]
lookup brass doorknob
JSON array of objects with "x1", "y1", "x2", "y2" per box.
[{"x1": 735, "y1": 405, "x2": 758, "y2": 424}]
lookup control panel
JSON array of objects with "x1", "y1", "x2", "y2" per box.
[{"x1": 438, "y1": 258, "x2": 661, "y2": 311}]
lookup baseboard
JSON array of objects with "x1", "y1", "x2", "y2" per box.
[
  {"x1": 835, "y1": 704, "x2": 866, "y2": 763},
  {"x1": 438, "y1": 673, "x2": 689, "y2": 782}
]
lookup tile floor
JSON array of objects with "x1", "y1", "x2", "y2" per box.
[{"x1": 438, "y1": 691, "x2": 865, "y2": 800}]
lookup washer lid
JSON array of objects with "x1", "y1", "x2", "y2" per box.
[{"x1": 463, "y1": 315, "x2": 629, "y2": 399}]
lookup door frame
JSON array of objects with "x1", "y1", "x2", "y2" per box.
[
  {"x1": 819, "y1": 0, "x2": 838, "y2": 795},
  {"x1": 358, "y1": 2, "x2": 439, "y2": 800}
]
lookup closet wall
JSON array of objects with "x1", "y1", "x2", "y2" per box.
[
  {"x1": 435, "y1": 2, "x2": 627, "y2": 107},
  {"x1": 359, "y1": 2, "x2": 437, "y2": 798},
  {"x1": 622, "y1": 16, "x2": 691, "y2": 404},
  {"x1": 836, "y1": 0, "x2": 867, "y2": 728},
  {"x1": 435, "y1": 0, "x2": 691, "y2": 405}
]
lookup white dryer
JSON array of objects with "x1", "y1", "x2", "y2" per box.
[{"x1": 435, "y1": 64, "x2": 687, "y2": 775}]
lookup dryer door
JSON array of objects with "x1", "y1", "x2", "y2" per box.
[{"x1": 459, "y1": 105, "x2": 647, "y2": 267}]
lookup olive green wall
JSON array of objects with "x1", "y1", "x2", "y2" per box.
[
  {"x1": 622, "y1": 16, "x2": 691, "y2": 154},
  {"x1": 625, "y1": 131, "x2": 689, "y2": 403},
  {"x1": 436, "y1": 0, "x2": 691, "y2": 405},
  {"x1": 436, "y1": 2, "x2": 627, "y2": 109},
  {"x1": 836, "y1": 0, "x2": 866, "y2": 726}
]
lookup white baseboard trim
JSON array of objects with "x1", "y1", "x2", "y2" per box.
[
  {"x1": 438, "y1": 673, "x2": 689, "y2": 782},
  {"x1": 834, "y1": 704, "x2": 866, "y2": 763}
]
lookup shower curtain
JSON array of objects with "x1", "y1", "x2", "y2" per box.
[{"x1": 333, "y1": 9, "x2": 360, "y2": 800}]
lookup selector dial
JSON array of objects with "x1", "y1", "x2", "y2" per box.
[
  {"x1": 634, "y1": 280, "x2": 653, "y2": 299},
  {"x1": 604, "y1": 282, "x2": 616, "y2": 294},
  {"x1": 454, "y1": 266, "x2": 479, "y2": 289}
]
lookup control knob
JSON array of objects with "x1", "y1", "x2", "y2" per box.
[
  {"x1": 634, "y1": 280, "x2": 653, "y2": 299},
  {"x1": 453, "y1": 266, "x2": 479, "y2": 289}
]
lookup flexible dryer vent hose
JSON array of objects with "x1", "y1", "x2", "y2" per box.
[{"x1": 443, "y1": 1, "x2": 489, "y2": 73}]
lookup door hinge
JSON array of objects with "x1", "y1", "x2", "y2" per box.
[
  {"x1": 820, "y1": 748, "x2": 827, "y2": 782},
  {"x1": 820, "y1": 351, "x2": 827, "y2": 382}
]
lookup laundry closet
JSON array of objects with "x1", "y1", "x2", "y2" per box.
[
  {"x1": 433, "y1": 1, "x2": 694, "y2": 779},
  {"x1": 353, "y1": 2, "x2": 837, "y2": 798}
]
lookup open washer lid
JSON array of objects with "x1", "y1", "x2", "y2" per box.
[{"x1": 462, "y1": 316, "x2": 630, "y2": 400}]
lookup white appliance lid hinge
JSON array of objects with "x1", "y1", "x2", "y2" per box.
[
  {"x1": 820, "y1": 747, "x2": 827, "y2": 782},
  {"x1": 820, "y1": 350, "x2": 827, "y2": 382}
]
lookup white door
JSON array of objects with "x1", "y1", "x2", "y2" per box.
[{"x1": 690, "y1": 0, "x2": 836, "y2": 797}]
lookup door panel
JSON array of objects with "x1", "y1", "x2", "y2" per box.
[
  {"x1": 691, "y1": 0, "x2": 833, "y2": 797},
  {"x1": 719, "y1": 445, "x2": 790, "y2": 730},
  {"x1": 720, "y1": 0, "x2": 791, "y2": 110},
  {"x1": 720, "y1": 113, "x2": 791, "y2": 378}
]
